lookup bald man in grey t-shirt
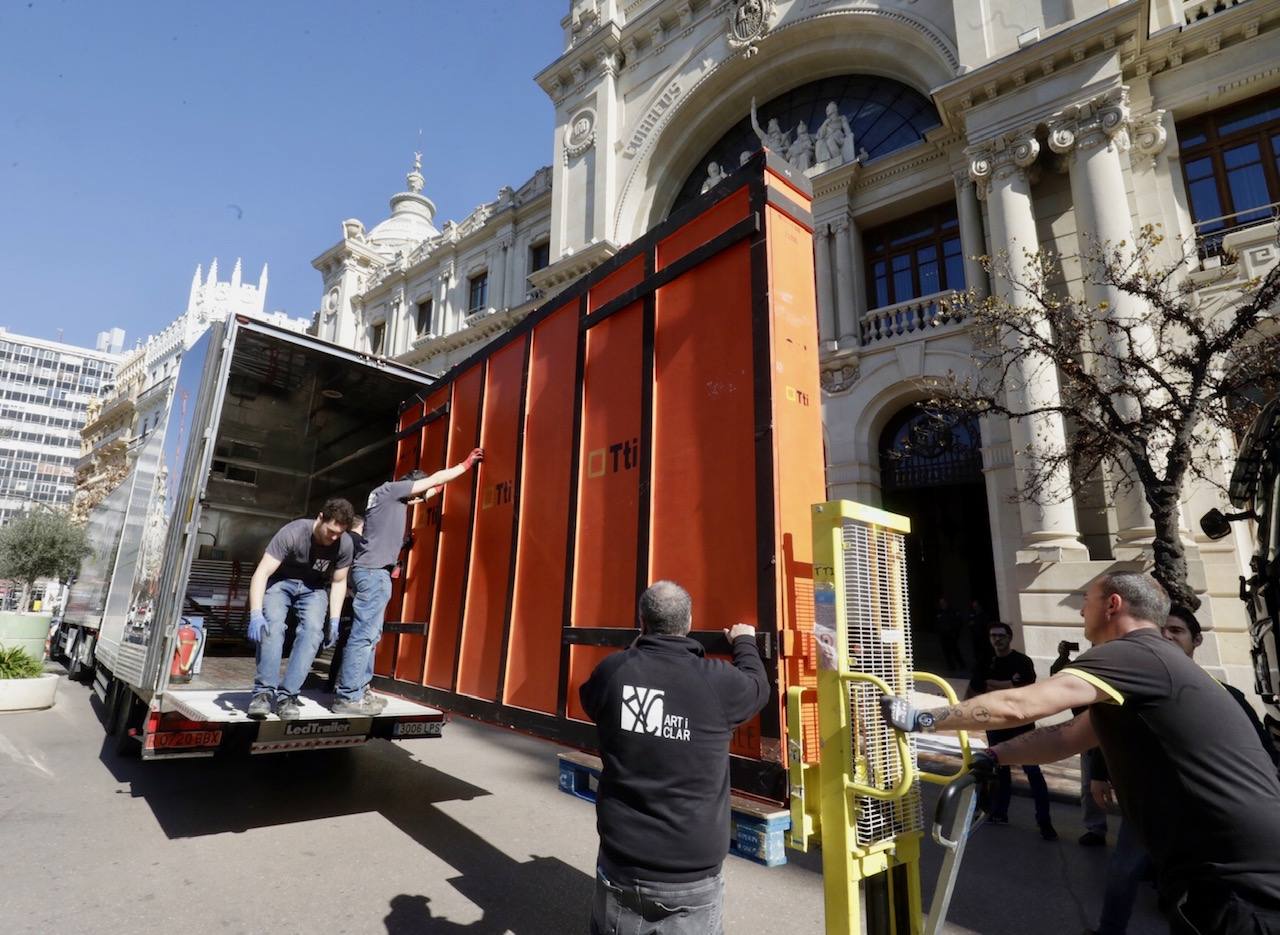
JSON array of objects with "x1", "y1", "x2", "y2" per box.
[{"x1": 331, "y1": 447, "x2": 483, "y2": 714}]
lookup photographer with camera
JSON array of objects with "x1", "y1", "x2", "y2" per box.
[{"x1": 1050, "y1": 639, "x2": 1108, "y2": 847}]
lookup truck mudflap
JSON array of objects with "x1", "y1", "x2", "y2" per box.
[{"x1": 139, "y1": 690, "x2": 444, "y2": 759}]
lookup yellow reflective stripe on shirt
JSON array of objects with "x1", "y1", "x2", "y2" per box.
[{"x1": 1060, "y1": 667, "x2": 1125, "y2": 705}]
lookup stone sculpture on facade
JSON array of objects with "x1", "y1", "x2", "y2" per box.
[
  {"x1": 728, "y1": 0, "x2": 770, "y2": 47},
  {"x1": 750, "y1": 97, "x2": 789, "y2": 154},
  {"x1": 787, "y1": 121, "x2": 814, "y2": 171},
  {"x1": 701, "y1": 160, "x2": 726, "y2": 193},
  {"x1": 814, "y1": 101, "x2": 858, "y2": 166}
]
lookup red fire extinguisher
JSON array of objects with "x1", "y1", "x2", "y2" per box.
[{"x1": 170, "y1": 619, "x2": 206, "y2": 683}]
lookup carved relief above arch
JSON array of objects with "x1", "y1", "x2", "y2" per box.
[{"x1": 612, "y1": 6, "x2": 960, "y2": 243}]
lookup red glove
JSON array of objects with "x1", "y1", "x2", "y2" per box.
[{"x1": 464, "y1": 447, "x2": 484, "y2": 469}]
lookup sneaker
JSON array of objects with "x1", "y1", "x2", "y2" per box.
[
  {"x1": 277, "y1": 695, "x2": 302, "y2": 720},
  {"x1": 247, "y1": 692, "x2": 274, "y2": 720},
  {"x1": 362, "y1": 689, "x2": 389, "y2": 714},
  {"x1": 1078, "y1": 831, "x2": 1107, "y2": 847},
  {"x1": 1040, "y1": 822, "x2": 1059, "y2": 841},
  {"x1": 331, "y1": 694, "x2": 381, "y2": 716}
]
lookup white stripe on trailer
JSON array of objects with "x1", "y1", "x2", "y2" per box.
[{"x1": 252, "y1": 736, "x2": 369, "y2": 754}]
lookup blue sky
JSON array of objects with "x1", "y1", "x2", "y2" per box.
[{"x1": 0, "y1": 0, "x2": 566, "y2": 350}]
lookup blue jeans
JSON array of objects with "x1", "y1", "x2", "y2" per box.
[
  {"x1": 1081, "y1": 748, "x2": 1108, "y2": 836},
  {"x1": 254, "y1": 578, "x2": 329, "y2": 701},
  {"x1": 991, "y1": 764, "x2": 1052, "y2": 825},
  {"x1": 1096, "y1": 820, "x2": 1151, "y2": 935},
  {"x1": 590, "y1": 868, "x2": 724, "y2": 935},
  {"x1": 335, "y1": 566, "x2": 392, "y2": 702}
]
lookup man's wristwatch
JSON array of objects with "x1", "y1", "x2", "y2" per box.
[{"x1": 916, "y1": 709, "x2": 936, "y2": 732}]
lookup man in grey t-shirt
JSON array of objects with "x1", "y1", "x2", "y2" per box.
[
  {"x1": 247, "y1": 497, "x2": 355, "y2": 720},
  {"x1": 332, "y1": 447, "x2": 483, "y2": 714}
]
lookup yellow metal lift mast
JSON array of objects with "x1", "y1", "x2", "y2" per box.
[{"x1": 788, "y1": 501, "x2": 977, "y2": 935}]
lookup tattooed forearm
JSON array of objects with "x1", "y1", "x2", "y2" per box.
[
  {"x1": 989, "y1": 715, "x2": 1094, "y2": 765},
  {"x1": 929, "y1": 703, "x2": 992, "y2": 728}
]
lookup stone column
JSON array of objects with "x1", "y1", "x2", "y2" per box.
[
  {"x1": 849, "y1": 219, "x2": 868, "y2": 328},
  {"x1": 833, "y1": 218, "x2": 860, "y2": 346},
  {"x1": 437, "y1": 262, "x2": 454, "y2": 333},
  {"x1": 970, "y1": 131, "x2": 1087, "y2": 559},
  {"x1": 490, "y1": 240, "x2": 508, "y2": 312},
  {"x1": 954, "y1": 172, "x2": 990, "y2": 299},
  {"x1": 813, "y1": 223, "x2": 838, "y2": 345},
  {"x1": 430, "y1": 274, "x2": 444, "y2": 335},
  {"x1": 1048, "y1": 89, "x2": 1162, "y2": 558}
]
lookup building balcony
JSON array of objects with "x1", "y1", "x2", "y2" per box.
[
  {"x1": 1188, "y1": 219, "x2": 1280, "y2": 298},
  {"x1": 77, "y1": 425, "x2": 130, "y2": 470},
  {"x1": 1194, "y1": 201, "x2": 1280, "y2": 266},
  {"x1": 858, "y1": 289, "x2": 964, "y2": 347},
  {"x1": 81, "y1": 392, "x2": 135, "y2": 436}
]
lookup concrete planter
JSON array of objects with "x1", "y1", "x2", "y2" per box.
[
  {"x1": 0, "y1": 672, "x2": 59, "y2": 712},
  {"x1": 0, "y1": 611, "x2": 52, "y2": 661}
]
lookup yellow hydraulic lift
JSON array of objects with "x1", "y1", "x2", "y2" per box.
[{"x1": 787, "y1": 501, "x2": 982, "y2": 935}]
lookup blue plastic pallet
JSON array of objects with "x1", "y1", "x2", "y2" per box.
[{"x1": 558, "y1": 752, "x2": 790, "y2": 867}]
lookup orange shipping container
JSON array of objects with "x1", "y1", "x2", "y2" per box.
[{"x1": 376, "y1": 153, "x2": 823, "y2": 802}]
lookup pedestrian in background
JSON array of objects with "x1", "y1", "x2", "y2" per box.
[{"x1": 968, "y1": 621, "x2": 1057, "y2": 840}]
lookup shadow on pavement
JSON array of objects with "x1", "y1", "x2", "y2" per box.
[{"x1": 95, "y1": 724, "x2": 592, "y2": 933}]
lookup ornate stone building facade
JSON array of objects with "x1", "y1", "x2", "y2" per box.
[
  {"x1": 321, "y1": 0, "x2": 1280, "y2": 687},
  {"x1": 74, "y1": 260, "x2": 309, "y2": 519}
]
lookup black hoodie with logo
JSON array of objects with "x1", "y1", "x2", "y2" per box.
[{"x1": 579, "y1": 633, "x2": 770, "y2": 883}]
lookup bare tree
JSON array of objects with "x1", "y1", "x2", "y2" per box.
[{"x1": 930, "y1": 225, "x2": 1280, "y2": 608}]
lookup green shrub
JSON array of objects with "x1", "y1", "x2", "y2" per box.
[{"x1": 0, "y1": 645, "x2": 44, "y2": 679}]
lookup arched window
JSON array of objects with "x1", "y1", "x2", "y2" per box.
[
  {"x1": 673, "y1": 75, "x2": 940, "y2": 212},
  {"x1": 878, "y1": 405, "x2": 983, "y2": 490}
]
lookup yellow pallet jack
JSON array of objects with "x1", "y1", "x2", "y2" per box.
[{"x1": 787, "y1": 501, "x2": 984, "y2": 935}]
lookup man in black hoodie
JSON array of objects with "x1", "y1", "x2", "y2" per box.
[{"x1": 580, "y1": 580, "x2": 770, "y2": 935}]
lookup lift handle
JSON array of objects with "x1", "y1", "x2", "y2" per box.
[
  {"x1": 838, "y1": 670, "x2": 916, "y2": 801},
  {"x1": 932, "y1": 770, "x2": 982, "y2": 849},
  {"x1": 911, "y1": 671, "x2": 972, "y2": 785}
]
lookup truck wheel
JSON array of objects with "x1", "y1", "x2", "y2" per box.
[
  {"x1": 111, "y1": 690, "x2": 142, "y2": 758},
  {"x1": 66, "y1": 632, "x2": 85, "y2": 681},
  {"x1": 101, "y1": 679, "x2": 121, "y2": 734}
]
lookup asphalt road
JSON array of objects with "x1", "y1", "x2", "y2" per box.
[{"x1": 0, "y1": 671, "x2": 1166, "y2": 934}]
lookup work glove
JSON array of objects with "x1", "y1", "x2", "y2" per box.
[
  {"x1": 324, "y1": 617, "x2": 340, "y2": 650},
  {"x1": 247, "y1": 610, "x2": 268, "y2": 644},
  {"x1": 880, "y1": 694, "x2": 938, "y2": 733},
  {"x1": 464, "y1": 447, "x2": 484, "y2": 469}
]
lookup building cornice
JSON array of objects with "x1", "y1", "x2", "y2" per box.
[
  {"x1": 931, "y1": 0, "x2": 1141, "y2": 129},
  {"x1": 1122, "y1": 0, "x2": 1280, "y2": 87},
  {"x1": 310, "y1": 237, "x2": 384, "y2": 274},
  {"x1": 536, "y1": 21, "x2": 624, "y2": 101}
]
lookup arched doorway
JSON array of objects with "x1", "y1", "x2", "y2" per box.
[{"x1": 878, "y1": 404, "x2": 998, "y2": 676}]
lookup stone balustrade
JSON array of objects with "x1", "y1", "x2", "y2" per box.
[
  {"x1": 858, "y1": 289, "x2": 962, "y2": 346},
  {"x1": 1183, "y1": 0, "x2": 1252, "y2": 24}
]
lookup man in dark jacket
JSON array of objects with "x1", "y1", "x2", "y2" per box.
[
  {"x1": 580, "y1": 580, "x2": 770, "y2": 935},
  {"x1": 968, "y1": 621, "x2": 1056, "y2": 840}
]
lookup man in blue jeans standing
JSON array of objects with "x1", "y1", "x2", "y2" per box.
[
  {"x1": 580, "y1": 580, "x2": 770, "y2": 935},
  {"x1": 246, "y1": 497, "x2": 356, "y2": 720},
  {"x1": 331, "y1": 447, "x2": 483, "y2": 715}
]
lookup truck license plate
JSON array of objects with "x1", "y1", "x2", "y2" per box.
[
  {"x1": 153, "y1": 729, "x2": 222, "y2": 749},
  {"x1": 393, "y1": 721, "x2": 442, "y2": 737}
]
